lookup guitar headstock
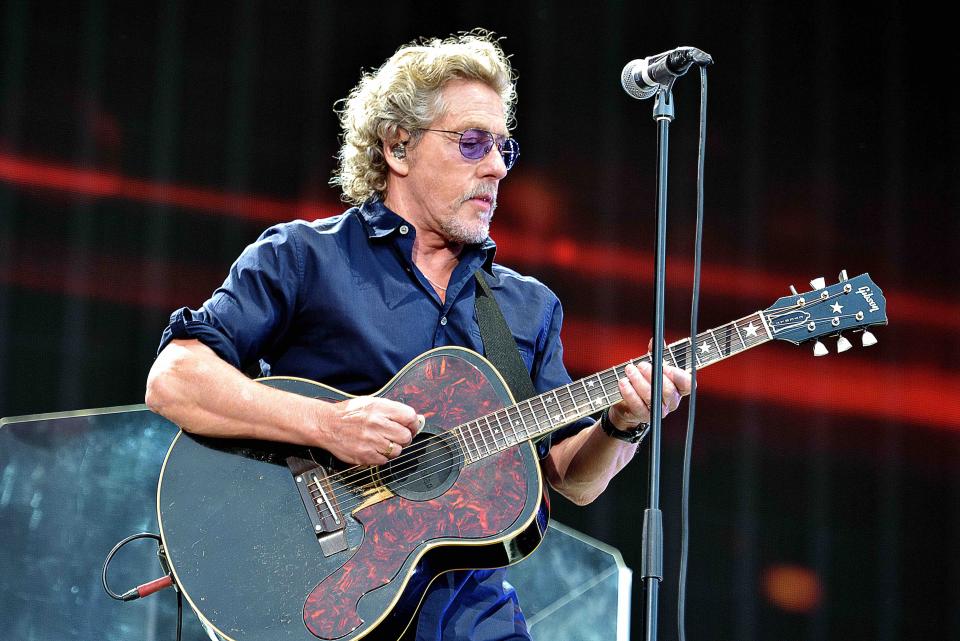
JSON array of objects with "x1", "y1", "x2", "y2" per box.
[{"x1": 762, "y1": 271, "x2": 887, "y2": 355}]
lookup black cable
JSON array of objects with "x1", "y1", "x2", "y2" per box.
[
  {"x1": 102, "y1": 531, "x2": 182, "y2": 641},
  {"x1": 677, "y1": 65, "x2": 707, "y2": 641},
  {"x1": 102, "y1": 532, "x2": 162, "y2": 601}
]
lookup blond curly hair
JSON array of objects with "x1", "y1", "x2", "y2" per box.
[{"x1": 331, "y1": 30, "x2": 517, "y2": 205}]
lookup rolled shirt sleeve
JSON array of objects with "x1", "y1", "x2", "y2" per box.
[{"x1": 157, "y1": 224, "x2": 304, "y2": 370}]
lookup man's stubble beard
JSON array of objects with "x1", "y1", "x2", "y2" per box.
[{"x1": 441, "y1": 201, "x2": 496, "y2": 245}]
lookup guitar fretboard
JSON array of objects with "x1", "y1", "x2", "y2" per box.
[{"x1": 452, "y1": 312, "x2": 771, "y2": 464}]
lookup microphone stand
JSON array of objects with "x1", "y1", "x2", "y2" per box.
[{"x1": 642, "y1": 85, "x2": 674, "y2": 641}]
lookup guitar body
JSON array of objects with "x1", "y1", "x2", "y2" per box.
[{"x1": 157, "y1": 347, "x2": 548, "y2": 641}]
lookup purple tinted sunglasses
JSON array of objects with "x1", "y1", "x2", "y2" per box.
[{"x1": 420, "y1": 128, "x2": 519, "y2": 170}]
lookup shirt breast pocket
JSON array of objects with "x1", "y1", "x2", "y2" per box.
[{"x1": 470, "y1": 324, "x2": 536, "y2": 374}]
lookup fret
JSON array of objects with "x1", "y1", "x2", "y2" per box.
[
  {"x1": 600, "y1": 373, "x2": 615, "y2": 405},
  {"x1": 468, "y1": 421, "x2": 487, "y2": 457},
  {"x1": 526, "y1": 398, "x2": 545, "y2": 438},
  {"x1": 476, "y1": 418, "x2": 493, "y2": 455},
  {"x1": 593, "y1": 371, "x2": 615, "y2": 409},
  {"x1": 667, "y1": 345, "x2": 679, "y2": 368},
  {"x1": 581, "y1": 379, "x2": 604, "y2": 412},
  {"x1": 453, "y1": 429, "x2": 474, "y2": 463},
  {"x1": 483, "y1": 416, "x2": 500, "y2": 451},
  {"x1": 533, "y1": 395, "x2": 549, "y2": 434},
  {"x1": 672, "y1": 342, "x2": 689, "y2": 371},
  {"x1": 565, "y1": 384, "x2": 581, "y2": 416},
  {"x1": 599, "y1": 367, "x2": 621, "y2": 402},
  {"x1": 460, "y1": 423, "x2": 480, "y2": 459},
  {"x1": 461, "y1": 422, "x2": 480, "y2": 459},
  {"x1": 550, "y1": 390, "x2": 567, "y2": 424},
  {"x1": 728, "y1": 324, "x2": 741, "y2": 353},
  {"x1": 710, "y1": 329, "x2": 723, "y2": 356},
  {"x1": 621, "y1": 363, "x2": 632, "y2": 384},
  {"x1": 734, "y1": 321, "x2": 748, "y2": 349},
  {"x1": 757, "y1": 312, "x2": 773, "y2": 339},
  {"x1": 493, "y1": 411, "x2": 514, "y2": 448},
  {"x1": 495, "y1": 413, "x2": 512, "y2": 447},
  {"x1": 508, "y1": 406, "x2": 529, "y2": 441}
]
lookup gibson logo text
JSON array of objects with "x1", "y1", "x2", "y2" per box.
[{"x1": 857, "y1": 286, "x2": 880, "y2": 313}]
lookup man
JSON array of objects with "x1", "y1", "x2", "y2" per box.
[{"x1": 146, "y1": 31, "x2": 690, "y2": 641}]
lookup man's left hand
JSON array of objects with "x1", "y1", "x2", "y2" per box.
[{"x1": 607, "y1": 361, "x2": 692, "y2": 431}]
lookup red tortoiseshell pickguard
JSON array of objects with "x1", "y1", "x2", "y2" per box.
[{"x1": 302, "y1": 351, "x2": 533, "y2": 639}]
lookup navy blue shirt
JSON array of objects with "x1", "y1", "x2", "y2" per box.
[{"x1": 159, "y1": 199, "x2": 588, "y2": 640}]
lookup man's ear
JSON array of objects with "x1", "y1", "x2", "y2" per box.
[{"x1": 383, "y1": 130, "x2": 411, "y2": 177}]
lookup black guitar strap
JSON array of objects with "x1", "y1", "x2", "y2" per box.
[
  {"x1": 473, "y1": 270, "x2": 536, "y2": 401},
  {"x1": 473, "y1": 270, "x2": 550, "y2": 457}
]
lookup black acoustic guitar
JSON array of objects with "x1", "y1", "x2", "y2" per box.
[{"x1": 157, "y1": 273, "x2": 886, "y2": 641}]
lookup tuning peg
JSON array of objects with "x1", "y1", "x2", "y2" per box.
[
  {"x1": 809, "y1": 277, "x2": 826, "y2": 290},
  {"x1": 838, "y1": 269, "x2": 849, "y2": 282},
  {"x1": 836, "y1": 336, "x2": 852, "y2": 353},
  {"x1": 861, "y1": 331, "x2": 878, "y2": 347},
  {"x1": 789, "y1": 285, "x2": 799, "y2": 296},
  {"x1": 813, "y1": 341, "x2": 829, "y2": 357}
]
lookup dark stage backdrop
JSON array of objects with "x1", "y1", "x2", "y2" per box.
[{"x1": 1, "y1": 2, "x2": 958, "y2": 640}]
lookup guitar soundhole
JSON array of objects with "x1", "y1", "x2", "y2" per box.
[{"x1": 379, "y1": 426, "x2": 464, "y2": 501}]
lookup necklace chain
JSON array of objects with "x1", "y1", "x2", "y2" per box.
[{"x1": 423, "y1": 274, "x2": 448, "y2": 291}]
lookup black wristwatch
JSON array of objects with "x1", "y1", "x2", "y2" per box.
[{"x1": 599, "y1": 409, "x2": 650, "y2": 444}]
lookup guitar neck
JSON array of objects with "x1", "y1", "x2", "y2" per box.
[{"x1": 453, "y1": 311, "x2": 772, "y2": 464}]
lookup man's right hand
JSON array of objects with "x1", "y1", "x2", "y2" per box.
[
  {"x1": 321, "y1": 396, "x2": 423, "y2": 466},
  {"x1": 148, "y1": 340, "x2": 423, "y2": 467}
]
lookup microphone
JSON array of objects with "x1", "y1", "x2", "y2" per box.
[{"x1": 621, "y1": 47, "x2": 714, "y2": 99}]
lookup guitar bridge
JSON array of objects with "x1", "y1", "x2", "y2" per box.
[{"x1": 287, "y1": 456, "x2": 348, "y2": 557}]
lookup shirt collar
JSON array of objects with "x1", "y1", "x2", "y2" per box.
[
  {"x1": 358, "y1": 198, "x2": 405, "y2": 238},
  {"x1": 358, "y1": 198, "x2": 498, "y2": 271}
]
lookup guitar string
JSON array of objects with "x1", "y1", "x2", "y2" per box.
[
  {"x1": 321, "y1": 348, "x2": 673, "y2": 494},
  {"x1": 317, "y1": 325, "x2": 782, "y2": 514},
  {"x1": 319, "y1": 319, "x2": 778, "y2": 501},
  {"x1": 359, "y1": 301, "x2": 878, "y2": 503},
  {"x1": 315, "y1": 314, "x2": 785, "y2": 499},
  {"x1": 311, "y1": 300, "x2": 872, "y2": 506},
  {"x1": 323, "y1": 323, "x2": 765, "y2": 514},
  {"x1": 310, "y1": 317, "x2": 777, "y2": 507},
  {"x1": 315, "y1": 360, "x2": 640, "y2": 510}
]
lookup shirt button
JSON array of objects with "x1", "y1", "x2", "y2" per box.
[
  {"x1": 440, "y1": 316, "x2": 448, "y2": 326},
  {"x1": 399, "y1": 225, "x2": 409, "y2": 235}
]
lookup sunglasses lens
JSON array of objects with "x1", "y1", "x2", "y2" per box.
[
  {"x1": 459, "y1": 129, "x2": 493, "y2": 160},
  {"x1": 455, "y1": 129, "x2": 519, "y2": 170},
  {"x1": 500, "y1": 138, "x2": 519, "y2": 170}
]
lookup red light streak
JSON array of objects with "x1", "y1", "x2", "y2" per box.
[
  {"x1": 561, "y1": 318, "x2": 960, "y2": 431},
  {"x1": 0, "y1": 152, "x2": 337, "y2": 222},
  {"x1": 2, "y1": 152, "x2": 959, "y2": 430},
  {"x1": 1, "y1": 151, "x2": 956, "y2": 333}
]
